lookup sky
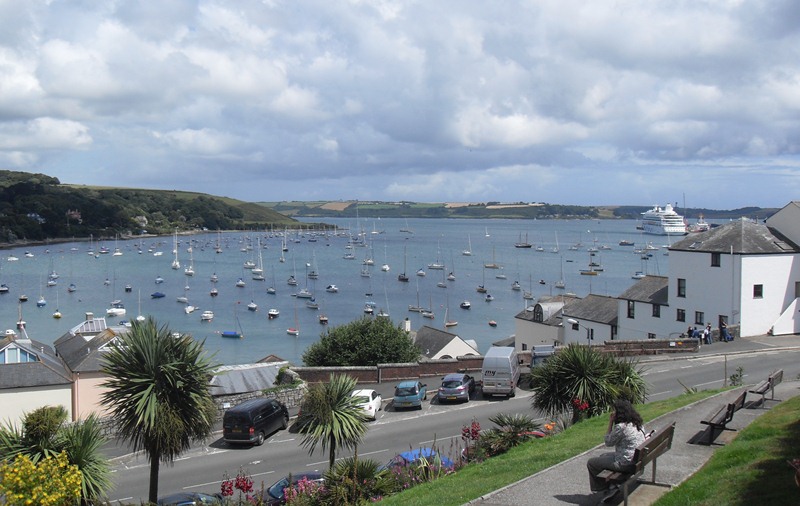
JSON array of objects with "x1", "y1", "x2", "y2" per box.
[{"x1": 0, "y1": 1, "x2": 798, "y2": 209}]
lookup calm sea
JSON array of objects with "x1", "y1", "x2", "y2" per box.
[{"x1": 0, "y1": 218, "x2": 671, "y2": 365}]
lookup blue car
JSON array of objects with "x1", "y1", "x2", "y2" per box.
[{"x1": 393, "y1": 380, "x2": 427, "y2": 409}]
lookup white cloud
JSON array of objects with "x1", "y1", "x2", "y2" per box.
[{"x1": 0, "y1": 0, "x2": 797, "y2": 208}]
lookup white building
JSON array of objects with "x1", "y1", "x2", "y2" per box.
[{"x1": 561, "y1": 294, "x2": 619, "y2": 345}]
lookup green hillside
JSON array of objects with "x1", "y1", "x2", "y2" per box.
[{"x1": 0, "y1": 170, "x2": 299, "y2": 244}]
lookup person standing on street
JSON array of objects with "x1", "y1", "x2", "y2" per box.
[{"x1": 703, "y1": 323, "x2": 712, "y2": 345}]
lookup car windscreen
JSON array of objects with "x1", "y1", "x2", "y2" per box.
[
  {"x1": 353, "y1": 396, "x2": 370, "y2": 404},
  {"x1": 441, "y1": 380, "x2": 463, "y2": 388},
  {"x1": 395, "y1": 387, "x2": 416, "y2": 396},
  {"x1": 267, "y1": 478, "x2": 290, "y2": 499}
]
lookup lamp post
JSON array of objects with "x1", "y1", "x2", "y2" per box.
[{"x1": 566, "y1": 318, "x2": 593, "y2": 346}]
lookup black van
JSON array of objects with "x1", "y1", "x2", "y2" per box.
[{"x1": 222, "y1": 398, "x2": 289, "y2": 446}]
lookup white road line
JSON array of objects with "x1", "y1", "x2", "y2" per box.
[{"x1": 651, "y1": 390, "x2": 673, "y2": 397}]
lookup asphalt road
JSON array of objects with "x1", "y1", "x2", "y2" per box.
[{"x1": 106, "y1": 344, "x2": 799, "y2": 504}]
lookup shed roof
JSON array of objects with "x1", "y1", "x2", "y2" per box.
[
  {"x1": 562, "y1": 294, "x2": 619, "y2": 326},
  {"x1": 209, "y1": 361, "x2": 289, "y2": 395}
]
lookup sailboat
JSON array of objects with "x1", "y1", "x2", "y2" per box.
[
  {"x1": 221, "y1": 303, "x2": 244, "y2": 338},
  {"x1": 551, "y1": 232, "x2": 560, "y2": 253},
  {"x1": 555, "y1": 256, "x2": 566, "y2": 289},
  {"x1": 252, "y1": 240, "x2": 265, "y2": 280},
  {"x1": 476, "y1": 266, "x2": 487, "y2": 293},
  {"x1": 462, "y1": 234, "x2": 472, "y2": 256},
  {"x1": 444, "y1": 296, "x2": 457, "y2": 327},
  {"x1": 184, "y1": 247, "x2": 195, "y2": 276},
  {"x1": 398, "y1": 245, "x2": 409, "y2": 282},
  {"x1": 484, "y1": 246, "x2": 501, "y2": 269},
  {"x1": 580, "y1": 252, "x2": 600, "y2": 276},
  {"x1": 171, "y1": 229, "x2": 181, "y2": 270},
  {"x1": 136, "y1": 289, "x2": 146, "y2": 322},
  {"x1": 428, "y1": 242, "x2": 445, "y2": 270},
  {"x1": 267, "y1": 266, "x2": 277, "y2": 294},
  {"x1": 52, "y1": 290, "x2": 61, "y2": 319},
  {"x1": 287, "y1": 304, "x2": 300, "y2": 335},
  {"x1": 514, "y1": 232, "x2": 532, "y2": 248}
]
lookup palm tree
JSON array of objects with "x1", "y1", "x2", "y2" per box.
[
  {"x1": 529, "y1": 344, "x2": 646, "y2": 423},
  {"x1": 0, "y1": 407, "x2": 112, "y2": 503},
  {"x1": 100, "y1": 318, "x2": 218, "y2": 504},
  {"x1": 294, "y1": 373, "x2": 367, "y2": 469}
]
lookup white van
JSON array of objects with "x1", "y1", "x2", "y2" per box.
[{"x1": 480, "y1": 346, "x2": 520, "y2": 397}]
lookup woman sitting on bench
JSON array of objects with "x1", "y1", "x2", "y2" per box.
[{"x1": 587, "y1": 399, "x2": 647, "y2": 501}]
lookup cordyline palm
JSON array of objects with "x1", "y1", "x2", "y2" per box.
[
  {"x1": 100, "y1": 318, "x2": 218, "y2": 504},
  {"x1": 0, "y1": 407, "x2": 112, "y2": 503},
  {"x1": 295, "y1": 373, "x2": 367, "y2": 470},
  {"x1": 529, "y1": 344, "x2": 646, "y2": 423}
]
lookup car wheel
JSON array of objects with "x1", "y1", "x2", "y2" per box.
[
  {"x1": 255, "y1": 431, "x2": 265, "y2": 446},
  {"x1": 280, "y1": 415, "x2": 289, "y2": 430}
]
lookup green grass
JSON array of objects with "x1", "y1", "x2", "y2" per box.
[
  {"x1": 378, "y1": 390, "x2": 723, "y2": 506},
  {"x1": 654, "y1": 395, "x2": 800, "y2": 506}
]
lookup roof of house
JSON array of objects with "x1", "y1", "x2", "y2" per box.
[
  {"x1": 209, "y1": 361, "x2": 290, "y2": 395},
  {"x1": 414, "y1": 325, "x2": 477, "y2": 359},
  {"x1": 515, "y1": 294, "x2": 580, "y2": 325},
  {"x1": 618, "y1": 275, "x2": 669, "y2": 305},
  {"x1": 562, "y1": 294, "x2": 620, "y2": 326},
  {"x1": 0, "y1": 331, "x2": 72, "y2": 389},
  {"x1": 54, "y1": 328, "x2": 119, "y2": 373},
  {"x1": 670, "y1": 219, "x2": 799, "y2": 254}
]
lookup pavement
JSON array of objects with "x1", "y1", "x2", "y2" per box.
[{"x1": 464, "y1": 334, "x2": 800, "y2": 506}]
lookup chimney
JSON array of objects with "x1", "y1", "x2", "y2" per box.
[{"x1": 404, "y1": 318, "x2": 411, "y2": 332}]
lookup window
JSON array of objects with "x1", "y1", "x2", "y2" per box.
[
  {"x1": 571, "y1": 322, "x2": 579, "y2": 331},
  {"x1": 677, "y1": 308, "x2": 686, "y2": 322},
  {"x1": 648, "y1": 333, "x2": 656, "y2": 339},
  {"x1": 695, "y1": 311, "x2": 704, "y2": 325},
  {"x1": 753, "y1": 284, "x2": 763, "y2": 299},
  {"x1": 652, "y1": 304, "x2": 661, "y2": 318},
  {"x1": 711, "y1": 252, "x2": 721, "y2": 267},
  {"x1": 533, "y1": 305, "x2": 544, "y2": 322},
  {"x1": 521, "y1": 343, "x2": 527, "y2": 351},
  {"x1": 627, "y1": 300, "x2": 635, "y2": 319},
  {"x1": 677, "y1": 278, "x2": 686, "y2": 298}
]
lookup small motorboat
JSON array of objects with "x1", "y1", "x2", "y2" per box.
[
  {"x1": 460, "y1": 300, "x2": 471, "y2": 309},
  {"x1": 488, "y1": 320, "x2": 498, "y2": 327},
  {"x1": 247, "y1": 301, "x2": 258, "y2": 312},
  {"x1": 318, "y1": 314, "x2": 329, "y2": 325},
  {"x1": 326, "y1": 284, "x2": 339, "y2": 293},
  {"x1": 151, "y1": 292, "x2": 166, "y2": 299},
  {"x1": 201, "y1": 310, "x2": 214, "y2": 321},
  {"x1": 124, "y1": 284, "x2": 133, "y2": 293},
  {"x1": 184, "y1": 305, "x2": 198, "y2": 314},
  {"x1": 286, "y1": 327, "x2": 300, "y2": 336},
  {"x1": 210, "y1": 287, "x2": 218, "y2": 297},
  {"x1": 235, "y1": 278, "x2": 246, "y2": 288},
  {"x1": 267, "y1": 308, "x2": 280, "y2": 319},
  {"x1": 485, "y1": 294, "x2": 494, "y2": 302},
  {"x1": 155, "y1": 276, "x2": 164, "y2": 284}
]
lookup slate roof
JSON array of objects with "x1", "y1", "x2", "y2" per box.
[
  {"x1": 561, "y1": 294, "x2": 619, "y2": 326},
  {"x1": 209, "y1": 361, "x2": 289, "y2": 395},
  {"x1": 515, "y1": 294, "x2": 580, "y2": 324},
  {"x1": 54, "y1": 328, "x2": 119, "y2": 373},
  {"x1": 413, "y1": 325, "x2": 478, "y2": 359},
  {"x1": 0, "y1": 331, "x2": 72, "y2": 389},
  {"x1": 670, "y1": 220, "x2": 799, "y2": 254},
  {"x1": 618, "y1": 275, "x2": 669, "y2": 305}
]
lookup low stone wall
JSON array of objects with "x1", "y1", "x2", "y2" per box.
[
  {"x1": 292, "y1": 355, "x2": 485, "y2": 384},
  {"x1": 602, "y1": 338, "x2": 700, "y2": 356},
  {"x1": 213, "y1": 384, "x2": 307, "y2": 419}
]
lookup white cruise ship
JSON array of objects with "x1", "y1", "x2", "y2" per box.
[{"x1": 640, "y1": 203, "x2": 687, "y2": 235}]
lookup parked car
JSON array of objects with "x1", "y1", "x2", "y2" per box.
[
  {"x1": 351, "y1": 388, "x2": 382, "y2": 420},
  {"x1": 222, "y1": 397, "x2": 289, "y2": 446},
  {"x1": 259, "y1": 471, "x2": 325, "y2": 505},
  {"x1": 437, "y1": 373, "x2": 476, "y2": 403},
  {"x1": 393, "y1": 380, "x2": 427, "y2": 409},
  {"x1": 382, "y1": 447, "x2": 455, "y2": 471},
  {"x1": 157, "y1": 492, "x2": 223, "y2": 505}
]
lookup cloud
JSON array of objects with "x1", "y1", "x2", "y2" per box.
[{"x1": 0, "y1": 1, "x2": 797, "y2": 209}]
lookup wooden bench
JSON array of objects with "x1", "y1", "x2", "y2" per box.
[
  {"x1": 699, "y1": 390, "x2": 747, "y2": 445},
  {"x1": 749, "y1": 369, "x2": 783, "y2": 408},
  {"x1": 596, "y1": 421, "x2": 676, "y2": 506}
]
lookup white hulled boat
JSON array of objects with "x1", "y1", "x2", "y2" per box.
[{"x1": 640, "y1": 203, "x2": 688, "y2": 236}]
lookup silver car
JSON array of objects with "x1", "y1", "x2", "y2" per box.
[{"x1": 437, "y1": 373, "x2": 476, "y2": 403}]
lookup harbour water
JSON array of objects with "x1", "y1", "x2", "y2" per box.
[{"x1": 0, "y1": 218, "x2": 672, "y2": 365}]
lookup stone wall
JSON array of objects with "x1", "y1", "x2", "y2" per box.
[
  {"x1": 602, "y1": 337, "x2": 700, "y2": 356},
  {"x1": 291, "y1": 355, "x2": 486, "y2": 384},
  {"x1": 213, "y1": 384, "x2": 307, "y2": 420}
]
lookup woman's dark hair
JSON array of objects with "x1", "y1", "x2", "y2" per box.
[{"x1": 613, "y1": 399, "x2": 643, "y2": 430}]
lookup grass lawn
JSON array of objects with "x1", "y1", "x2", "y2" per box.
[
  {"x1": 654, "y1": 395, "x2": 800, "y2": 506},
  {"x1": 378, "y1": 390, "x2": 723, "y2": 506}
]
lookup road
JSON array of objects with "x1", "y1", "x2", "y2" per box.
[{"x1": 107, "y1": 348, "x2": 798, "y2": 504}]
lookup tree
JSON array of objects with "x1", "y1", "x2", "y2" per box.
[
  {"x1": 529, "y1": 344, "x2": 647, "y2": 423},
  {"x1": 0, "y1": 406, "x2": 112, "y2": 503},
  {"x1": 100, "y1": 318, "x2": 219, "y2": 504},
  {"x1": 294, "y1": 373, "x2": 368, "y2": 470},
  {"x1": 302, "y1": 317, "x2": 420, "y2": 366}
]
